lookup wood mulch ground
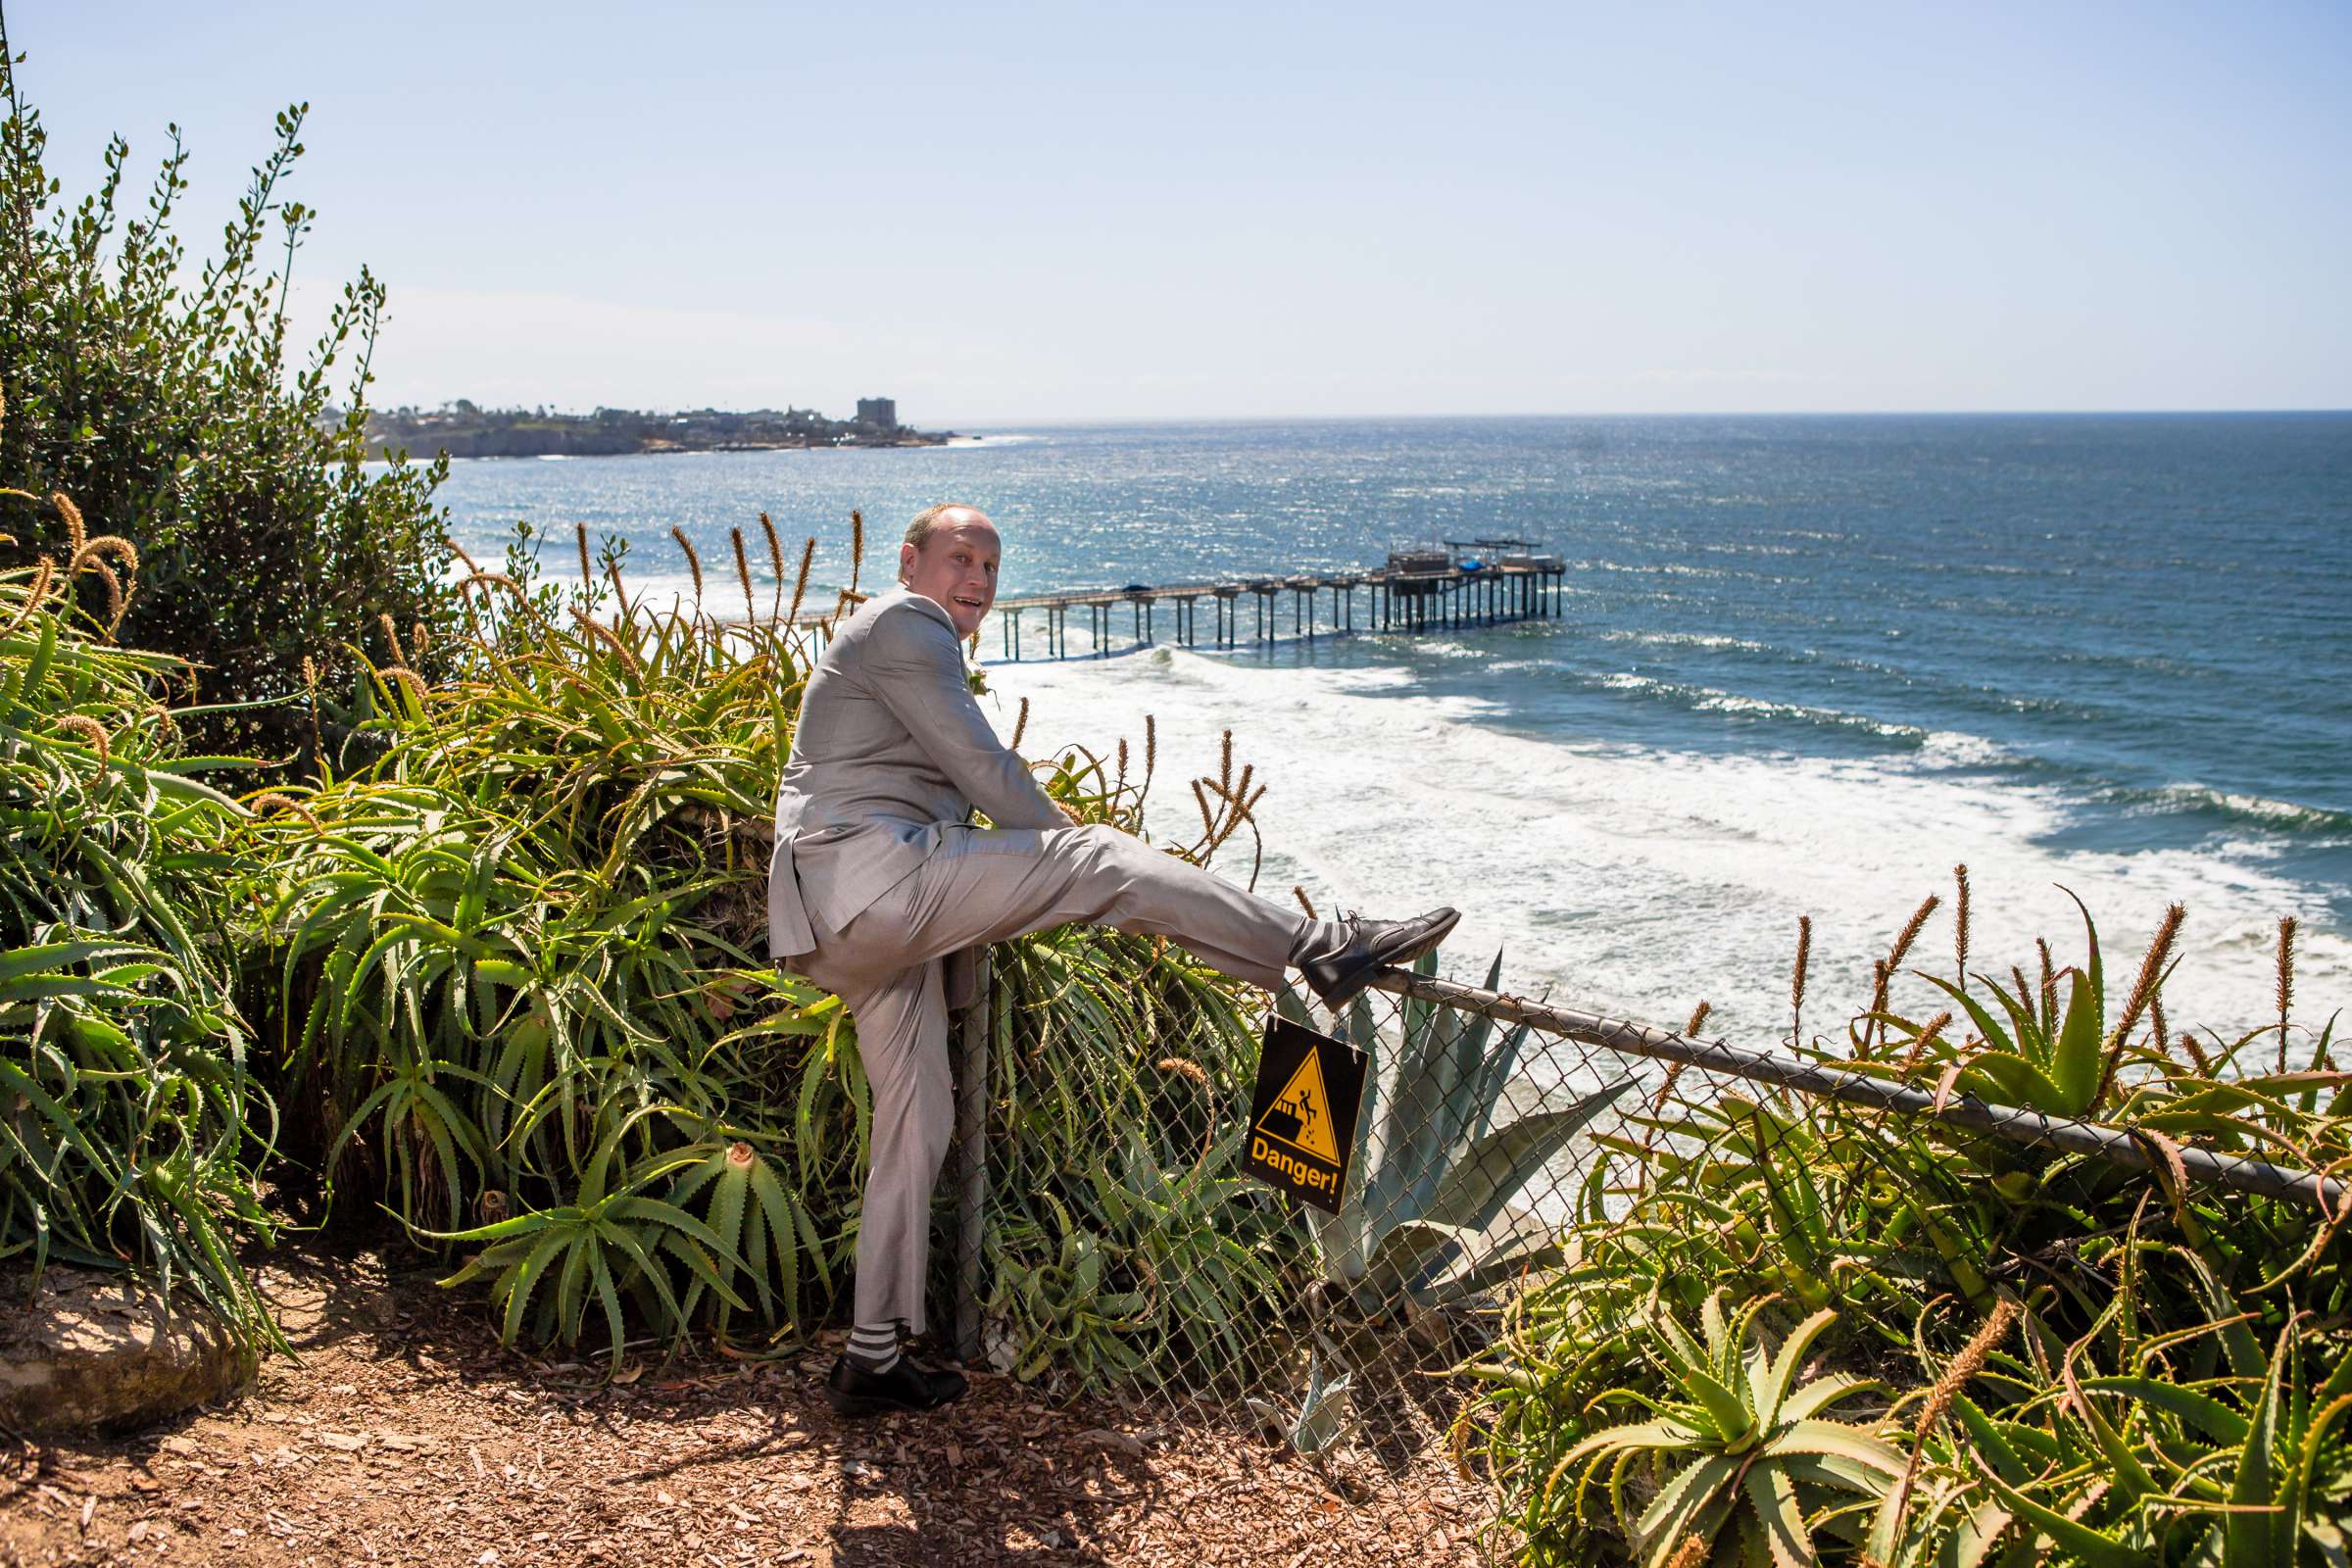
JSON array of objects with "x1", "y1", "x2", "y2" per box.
[{"x1": 1, "y1": 1239, "x2": 1494, "y2": 1567}]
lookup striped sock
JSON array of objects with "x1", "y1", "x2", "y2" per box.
[
  {"x1": 846, "y1": 1322, "x2": 903, "y2": 1374},
  {"x1": 1289, "y1": 916, "x2": 1351, "y2": 965}
]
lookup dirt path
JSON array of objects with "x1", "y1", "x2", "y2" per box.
[{"x1": 1, "y1": 1242, "x2": 1487, "y2": 1567}]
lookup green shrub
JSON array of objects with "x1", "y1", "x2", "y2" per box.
[{"x1": 0, "y1": 35, "x2": 458, "y2": 760}]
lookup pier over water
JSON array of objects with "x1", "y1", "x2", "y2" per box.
[{"x1": 982, "y1": 538, "x2": 1566, "y2": 661}]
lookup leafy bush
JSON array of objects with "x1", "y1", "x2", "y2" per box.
[{"x1": 0, "y1": 35, "x2": 458, "y2": 760}]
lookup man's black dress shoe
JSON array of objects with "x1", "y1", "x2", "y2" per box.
[
  {"x1": 1298, "y1": 906, "x2": 1461, "y2": 1009},
  {"x1": 824, "y1": 1352, "x2": 968, "y2": 1417}
]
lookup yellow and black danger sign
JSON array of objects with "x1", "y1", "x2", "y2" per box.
[{"x1": 1243, "y1": 1016, "x2": 1367, "y2": 1214}]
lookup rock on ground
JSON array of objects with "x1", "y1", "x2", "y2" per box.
[{"x1": 0, "y1": 1266, "x2": 254, "y2": 1436}]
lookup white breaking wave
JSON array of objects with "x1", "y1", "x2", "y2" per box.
[
  {"x1": 2144, "y1": 784, "x2": 2352, "y2": 833},
  {"x1": 1594, "y1": 629, "x2": 1777, "y2": 655},
  {"x1": 986, "y1": 644, "x2": 2351, "y2": 1047},
  {"x1": 1595, "y1": 672, "x2": 1925, "y2": 738},
  {"x1": 1916, "y1": 730, "x2": 2019, "y2": 769}
]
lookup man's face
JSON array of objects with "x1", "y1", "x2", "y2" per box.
[{"x1": 899, "y1": 512, "x2": 1001, "y2": 639}]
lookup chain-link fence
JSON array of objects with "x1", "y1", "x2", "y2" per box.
[{"x1": 925, "y1": 942, "x2": 2345, "y2": 1565}]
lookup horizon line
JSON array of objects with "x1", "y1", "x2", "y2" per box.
[
  {"x1": 383, "y1": 404, "x2": 2352, "y2": 428},
  {"x1": 945, "y1": 407, "x2": 2352, "y2": 427}
]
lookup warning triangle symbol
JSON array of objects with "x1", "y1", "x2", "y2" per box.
[{"x1": 1256, "y1": 1049, "x2": 1340, "y2": 1163}]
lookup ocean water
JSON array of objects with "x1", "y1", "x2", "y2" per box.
[{"x1": 434, "y1": 416, "x2": 2352, "y2": 1047}]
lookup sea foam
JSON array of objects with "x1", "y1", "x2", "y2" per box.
[{"x1": 989, "y1": 644, "x2": 2350, "y2": 1048}]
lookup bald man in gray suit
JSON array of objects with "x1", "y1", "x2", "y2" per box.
[{"x1": 770, "y1": 503, "x2": 1457, "y2": 1417}]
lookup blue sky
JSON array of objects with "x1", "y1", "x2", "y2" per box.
[{"x1": 9, "y1": 2, "x2": 2347, "y2": 421}]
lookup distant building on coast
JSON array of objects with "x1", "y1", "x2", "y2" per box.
[{"x1": 361, "y1": 398, "x2": 949, "y2": 460}]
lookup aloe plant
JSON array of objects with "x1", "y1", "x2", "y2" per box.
[
  {"x1": 1602, "y1": 1087, "x2": 1992, "y2": 1315},
  {"x1": 1563, "y1": 1294, "x2": 1903, "y2": 1568},
  {"x1": 1896, "y1": 1300, "x2": 2352, "y2": 1568},
  {"x1": 1869, "y1": 889, "x2": 2183, "y2": 1122},
  {"x1": 211, "y1": 514, "x2": 1323, "y2": 1393},
  {"x1": 984, "y1": 1116, "x2": 1296, "y2": 1389},
  {"x1": 1, "y1": 543, "x2": 281, "y2": 1347},
  {"x1": 665, "y1": 1135, "x2": 829, "y2": 1344},
  {"x1": 1283, "y1": 945, "x2": 1633, "y2": 1311},
  {"x1": 430, "y1": 1114, "x2": 755, "y2": 1371}
]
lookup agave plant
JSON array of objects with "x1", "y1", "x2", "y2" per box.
[
  {"x1": 1246, "y1": 1348, "x2": 1353, "y2": 1455},
  {"x1": 1563, "y1": 1294, "x2": 1904, "y2": 1568},
  {"x1": 1285, "y1": 945, "x2": 1634, "y2": 1312}
]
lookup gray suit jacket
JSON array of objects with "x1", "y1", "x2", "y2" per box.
[{"x1": 767, "y1": 586, "x2": 1064, "y2": 986}]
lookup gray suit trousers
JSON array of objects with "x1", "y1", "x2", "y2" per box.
[{"x1": 790, "y1": 821, "x2": 1307, "y2": 1337}]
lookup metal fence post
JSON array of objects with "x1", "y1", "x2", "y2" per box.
[{"x1": 953, "y1": 947, "x2": 992, "y2": 1363}]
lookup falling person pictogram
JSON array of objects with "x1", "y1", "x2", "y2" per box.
[{"x1": 1254, "y1": 1049, "x2": 1340, "y2": 1163}]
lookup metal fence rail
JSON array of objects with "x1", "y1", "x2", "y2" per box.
[
  {"x1": 1366, "y1": 970, "x2": 2347, "y2": 1215},
  {"x1": 938, "y1": 954, "x2": 2344, "y2": 1565}
]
